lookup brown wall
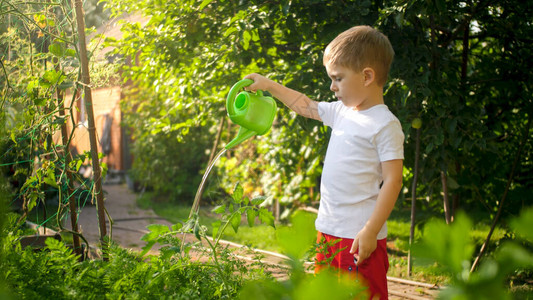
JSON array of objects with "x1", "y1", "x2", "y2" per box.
[{"x1": 55, "y1": 86, "x2": 124, "y2": 170}]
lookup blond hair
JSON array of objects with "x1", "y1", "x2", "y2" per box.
[{"x1": 323, "y1": 25, "x2": 394, "y2": 87}]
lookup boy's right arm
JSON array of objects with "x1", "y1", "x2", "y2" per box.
[{"x1": 244, "y1": 73, "x2": 321, "y2": 121}]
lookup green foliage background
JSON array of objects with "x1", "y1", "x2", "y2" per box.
[{"x1": 102, "y1": 0, "x2": 532, "y2": 222}]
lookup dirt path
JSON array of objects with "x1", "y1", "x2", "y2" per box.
[
  {"x1": 67, "y1": 183, "x2": 172, "y2": 250},
  {"x1": 72, "y1": 183, "x2": 439, "y2": 299}
]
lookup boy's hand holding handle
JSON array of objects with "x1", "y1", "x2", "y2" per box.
[
  {"x1": 244, "y1": 73, "x2": 321, "y2": 121},
  {"x1": 243, "y1": 73, "x2": 271, "y2": 93}
]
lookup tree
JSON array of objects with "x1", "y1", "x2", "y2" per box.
[
  {"x1": 379, "y1": 0, "x2": 532, "y2": 220},
  {"x1": 106, "y1": 0, "x2": 532, "y2": 226},
  {"x1": 104, "y1": 0, "x2": 384, "y2": 207}
]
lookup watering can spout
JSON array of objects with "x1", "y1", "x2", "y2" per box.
[{"x1": 225, "y1": 127, "x2": 256, "y2": 150}]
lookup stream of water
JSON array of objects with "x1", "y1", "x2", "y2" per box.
[
  {"x1": 188, "y1": 148, "x2": 227, "y2": 219},
  {"x1": 179, "y1": 148, "x2": 227, "y2": 251}
]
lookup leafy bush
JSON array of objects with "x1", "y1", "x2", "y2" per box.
[
  {"x1": 1, "y1": 182, "x2": 372, "y2": 300},
  {"x1": 413, "y1": 209, "x2": 533, "y2": 299},
  {"x1": 3, "y1": 237, "x2": 249, "y2": 299},
  {"x1": 2, "y1": 183, "x2": 276, "y2": 299},
  {"x1": 127, "y1": 124, "x2": 213, "y2": 203}
]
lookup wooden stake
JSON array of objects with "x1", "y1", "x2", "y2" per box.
[
  {"x1": 72, "y1": 0, "x2": 108, "y2": 259},
  {"x1": 441, "y1": 171, "x2": 451, "y2": 225},
  {"x1": 408, "y1": 127, "x2": 421, "y2": 276}
]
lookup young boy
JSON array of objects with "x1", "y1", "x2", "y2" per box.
[{"x1": 244, "y1": 25, "x2": 404, "y2": 299}]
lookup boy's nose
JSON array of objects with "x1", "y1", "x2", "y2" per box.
[{"x1": 330, "y1": 82, "x2": 338, "y2": 92}]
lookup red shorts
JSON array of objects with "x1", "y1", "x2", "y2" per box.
[{"x1": 315, "y1": 232, "x2": 389, "y2": 300}]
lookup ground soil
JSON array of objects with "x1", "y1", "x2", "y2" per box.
[{"x1": 70, "y1": 183, "x2": 439, "y2": 299}]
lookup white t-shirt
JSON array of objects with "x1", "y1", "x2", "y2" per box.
[{"x1": 316, "y1": 101, "x2": 404, "y2": 239}]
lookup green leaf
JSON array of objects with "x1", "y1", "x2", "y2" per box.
[
  {"x1": 246, "y1": 209, "x2": 257, "y2": 227},
  {"x1": 26, "y1": 79, "x2": 38, "y2": 96},
  {"x1": 237, "y1": 206, "x2": 247, "y2": 215},
  {"x1": 294, "y1": 268, "x2": 367, "y2": 300},
  {"x1": 140, "y1": 224, "x2": 170, "y2": 255},
  {"x1": 65, "y1": 49, "x2": 77, "y2": 57},
  {"x1": 276, "y1": 211, "x2": 315, "y2": 259},
  {"x1": 27, "y1": 192, "x2": 39, "y2": 212},
  {"x1": 241, "y1": 31, "x2": 251, "y2": 50},
  {"x1": 496, "y1": 242, "x2": 533, "y2": 273},
  {"x1": 194, "y1": 221, "x2": 201, "y2": 240},
  {"x1": 34, "y1": 97, "x2": 46, "y2": 106},
  {"x1": 49, "y1": 42, "x2": 64, "y2": 57},
  {"x1": 230, "y1": 213, "x2": 241, "y2": 233},
  {"x1": 251, "y1": 196, "x2": 267, "y2": 206},
  {"x1": 251, "y1": 29, "x2": 260, "y2": 42},
  {"x1": 212, "y1": 204, "x2": 226, "y2": 214},
  {"x1": 212, "y1": 220, "x2": 221, "y2": 238},
  {"x1": 21, "y1": 176, "x2": 37, "y2": 191},
  {"x1": 42, "y1": 69, "x2": 64, "y2": 86},
  {"x1": 171, "y1": 223, "x2": 183, "y2": 231},
  {"x1": 44, "y1": 167, "x2": 58, "y2": 188},
  {"x1": 510, "y1": 206, "x2": 533, "y2": 241},
  {"x1": 43, "y1": 176, "x2": 58, "y2": 188},
  {"x1": 141, "y1": 224, "x2": 170, "y2": 242},
  {"x1": 258, "y1": 208, "x2": 275, "y2": 228},
  {"x1": 75, "y1": 159, "x2": 83, "y2": 172},
  {"x1": 446, "y1": 118, "x2": 457, "y2": 134},
  {"x1": 141, "y1": 241, "x2": 156, "y2": 256},
  {"x1": 198, "y1": 0, "x2": 212, "y2": 10},
  {"x1": 413, "y1": 213, "x2": 473, "y2": 274},
  {"x1": 223, "y1": 27, "x2": 238, "y2": 37},
  {"x1": 447, "y1": 176, "x2": 460, "y2": 189},
  {"x1": 232, "y1": 183, "x2": 244, "y2": 203}
]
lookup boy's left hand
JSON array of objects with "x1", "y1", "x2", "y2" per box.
[{"x1": 350, "y1": 227, "x2": 377, "y2": 264}]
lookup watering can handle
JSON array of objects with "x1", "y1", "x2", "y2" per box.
[{"x1": 226, "y1": 78, "x2": 254, "y2": 116}]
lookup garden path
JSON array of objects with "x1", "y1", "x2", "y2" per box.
[
  {"x1": 72, "y1": 182, "x2": 439, "y2": 299},
  {"x1": 67, "y1": 183, "x2": 173, "y2": 251}
]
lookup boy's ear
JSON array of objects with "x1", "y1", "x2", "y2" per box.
[{"x1": 362, "y1": 67, "x2": 375, "y2": 86}]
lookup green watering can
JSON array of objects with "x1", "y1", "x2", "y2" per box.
[{"x1": 225, "y1": 79, "x2": 277, "y2": 149}]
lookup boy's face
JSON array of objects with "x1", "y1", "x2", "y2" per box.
[{"x1": 325, "y1": 62, "x2": 368, "y2": 110}]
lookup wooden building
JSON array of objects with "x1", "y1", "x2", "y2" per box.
[{"x1": 55, "y1": 14, "x2": 149, "y2": 177}]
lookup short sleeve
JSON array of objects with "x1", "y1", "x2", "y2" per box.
[
  {"x1": 318, "y1": 101, "x2": 344, "y2": 127},
  {"x1": 374, "y1": 120, "x2": 404, "y2": 162}
]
